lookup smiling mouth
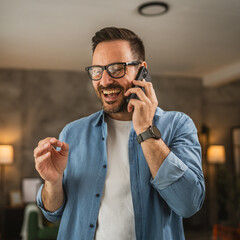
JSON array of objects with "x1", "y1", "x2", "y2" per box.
[{"x1": 102, "y1": 89, "x2": 121, "y2": 102}]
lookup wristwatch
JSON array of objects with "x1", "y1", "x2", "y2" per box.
[{"x1": 136, "y1": 125, "x2": 161, "y2": 144}]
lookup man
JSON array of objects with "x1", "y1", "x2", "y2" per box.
[{"x1": 34, "y1": 27, "x2": 205, "y2": 240}]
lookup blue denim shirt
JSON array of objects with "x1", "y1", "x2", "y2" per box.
[{"x1": 37, "y1": 107, "x2": 205, "y2": 240}]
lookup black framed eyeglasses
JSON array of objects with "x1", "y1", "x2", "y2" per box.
[{"x1": 85, "y1": 61, "x2": 141, "y2": 81}]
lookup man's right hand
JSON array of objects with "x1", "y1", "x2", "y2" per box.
[{"x1": 34, "y1": 137, "x2": 69, "y2": 184}]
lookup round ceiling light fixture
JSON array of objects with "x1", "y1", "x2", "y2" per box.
[{"x1": 138, "y1": 1, "x2": 169, "y2": 16}]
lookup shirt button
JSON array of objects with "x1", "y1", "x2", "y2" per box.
[
  {"x1": 102, "y1": 137, "x2": 105, "y2": 140},
  {"x1": 89, "y1": 224, "x2": 94, "y2": 228},
  {"x1": 95, "y1": 193, "x2": 100, "y2": 197},
  {"x1": 103, "y1": 165, "x2": 107, "y2": 168}
]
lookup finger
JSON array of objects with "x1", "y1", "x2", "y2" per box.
[
  {"x1": 127, "y1": 101, "x2": 134, "y2": 113},
  {"x1": 38, "y1": 137, "x2": 52, "y2": 147},
  {"x1": 132, "y1": 80, "x2": 158, "y2": 105},
  {"x1": 132, "y1": 79, "x2": 152, "y2": 94},
  {"x1": 132, "y1": 79, "x2": 151, "y2": 94},
  {"x1": 127, "y1": 98, "x2": 143, "y2": 113},
  {"x1": 38, "y1": 137, "x2": 62, "y2": 147},
  {"x1": 60, "y1": 142, "x2": 69, "y2": 152},
  {"x1": 35, "y1": 152, "x2": 51, "y2": 170},
  {"x1": 132, "y1": 79, "x2": 148, "y2": 87},
  {"x1": 49, "y1": 138, "x2": 63, "y2": 148},
  {"x1": 142, "y1": 81, "x2": 155, "y2": 99},
  {"x1": 57, "y1": 142, "x2": 69, "y2": 157},
  {"x1": 35, "y1": 138, "x2": 64, "y2": 158},
  {"x1": 34, "y1": 142, "x2": 52, "y2": 158},
  {"x1": 125, "y1": 87, "x2": 149, "y2": 102},
  {"x1": 49, "y1": 138, "x2": 69, "y2": 156}
]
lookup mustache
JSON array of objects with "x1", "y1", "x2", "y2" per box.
[{"x1": 98, "y1": 84, "x2": 125, "y2": 92}]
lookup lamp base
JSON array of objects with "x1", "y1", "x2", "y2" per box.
[{"x1": 0, "y1": 165, "x2": 6, "y2": 239}]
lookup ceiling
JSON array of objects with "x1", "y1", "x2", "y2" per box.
[{"x1": 1, "y1": 0, "x2": 240, "y2": 86}]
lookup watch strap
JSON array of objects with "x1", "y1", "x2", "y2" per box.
[
  {"x1": 136, "y1": 125, "x2": 161, "y2": 144},
  {"x1": 136, "y1": 129, "x2": 153, "y2": 144}
]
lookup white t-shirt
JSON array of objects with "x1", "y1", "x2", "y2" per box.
[{"x1": 95, "y1": 116, "x2": 136, "y2": 240}]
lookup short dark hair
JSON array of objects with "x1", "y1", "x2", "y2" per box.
[{"x1": 92, "y1": 27, "x2": 145, "y2": 61}]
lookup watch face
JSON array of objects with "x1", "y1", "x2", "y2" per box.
[{"x1": 151, "y1": 125, "x2": 161, "y2": 138}]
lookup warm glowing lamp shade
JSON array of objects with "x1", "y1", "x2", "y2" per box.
[
  {"x1": 207, "y1": 145, "x2": 226, "y2": 164},
  {"x1": 0, "y1": 145, "x2": 14, "y2": 165}
]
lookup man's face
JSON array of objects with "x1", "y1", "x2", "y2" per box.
[{"x1": 92, "y1": 40, "x2": 139, "y2": 114}]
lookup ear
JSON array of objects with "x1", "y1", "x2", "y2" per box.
[{"x1": 141, "y1": 61, "x2": 147, "y2": 68}]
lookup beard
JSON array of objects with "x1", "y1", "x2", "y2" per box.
[{"x1": 95, "y1": 83, "x2": 129, "y2": 114}]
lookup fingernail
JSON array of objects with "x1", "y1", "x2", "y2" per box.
[{"x1": 44, "y1": 143, "x2": 49, "y2": 148}]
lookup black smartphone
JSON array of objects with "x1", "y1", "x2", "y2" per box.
[{"x1": 127, "y1": 66, "x2": 152, "y2": 102}]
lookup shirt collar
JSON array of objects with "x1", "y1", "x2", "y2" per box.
[{"x1": 93, "y1": 110, "x2": 105, "y2": 127}]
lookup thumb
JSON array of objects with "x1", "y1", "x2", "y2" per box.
[
  {"x1": 128, "y1": 102, "x2": 134, "y2": 112},
  {"x1": 57, "y1": 142, "x2": 69, "y2": 156},
  {"x1": 127, "y1": 99, "x2": 138, "y2": 112}
]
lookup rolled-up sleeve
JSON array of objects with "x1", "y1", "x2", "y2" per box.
[
  {"x1": 150, "y1": 151, "x2": 188, "y2": 189},
  {"x1": 151, "y1": 113, "x2": 205, "y2": 218},
  {"x1": 36, "y1": 184, "x2": 66, "y2": 222}
]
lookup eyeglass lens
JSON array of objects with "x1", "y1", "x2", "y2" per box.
[{"x1": 89, "y1": 63, "x2": 125, "y2": 80}]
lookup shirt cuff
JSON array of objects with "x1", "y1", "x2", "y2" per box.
[
  {"x1": 36, "y1": 184, "x2": 66, "y2": 222},
  {"x1": 150, "y1": 151, "x2": 188, "y2": 190}
]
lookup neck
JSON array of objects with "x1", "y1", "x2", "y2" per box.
[{"x1": 107, "y1": 111, "x2": 132, "y2": 121}]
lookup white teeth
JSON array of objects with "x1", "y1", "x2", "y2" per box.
[{"x1": 103, "y1": 89, "x2": 121, "y2": 94}]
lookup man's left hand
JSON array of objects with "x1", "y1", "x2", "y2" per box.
[{"x1": 124, "y1": 79, "x2": 158, "y2": 135}]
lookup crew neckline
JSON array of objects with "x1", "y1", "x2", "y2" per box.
[{"x1": 105, "y1": 115, "x2": 132, "y2": 127}]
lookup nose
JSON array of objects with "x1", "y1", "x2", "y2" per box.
[{"x1": 100, "y1": 70, "x2": 114, "y2": 87}]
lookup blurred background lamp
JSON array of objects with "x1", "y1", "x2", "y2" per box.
[
  {"x1": 0, "y1": 145, "x2": 14, "y2": 165},
  {"x1": 0, "y1": 145, "x2": 14, "y2": 236},
  {"x1": 207, "y1": 145, "x2": 226, "y2": 164}
]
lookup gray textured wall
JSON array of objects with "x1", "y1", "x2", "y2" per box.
[{"x1": 0, "y1": 69, "x2": 203, "y2": 197}]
